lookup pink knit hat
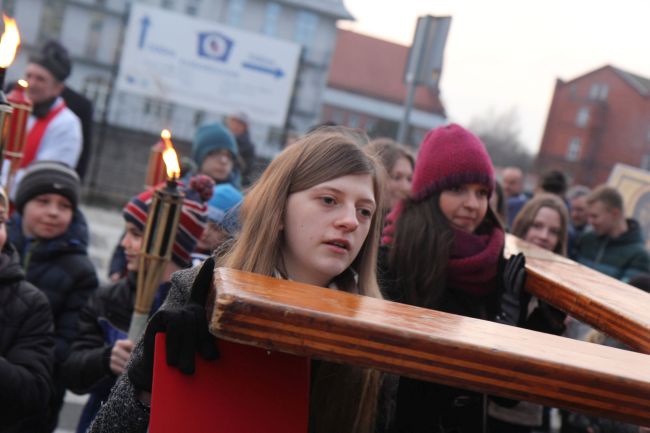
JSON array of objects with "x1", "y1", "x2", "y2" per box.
[{"x1": 411, "y1": 124, "x2": 495, "y2": 202}]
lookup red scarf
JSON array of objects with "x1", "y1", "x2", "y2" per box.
[
  {"x1": 446, "y1": 226, "x2": 504, "y2": 296},
  {"x1": 21, "y1": 100, "x2": 67, "y2": 169}
]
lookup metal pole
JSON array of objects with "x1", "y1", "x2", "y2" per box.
[
  {"x1": 397, "y1": 16, "x2": 428, "y2": 144},
  {"x1": 397, "y1": 74, "x2": 417, "y2": 144}
]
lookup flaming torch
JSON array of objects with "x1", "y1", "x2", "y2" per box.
[
  {"x1": 144, "y1": 130, "x2": 171, "y2": 189},
  {"x1": 0, "y1": 15, "x2": 21, "y2": 182},
  {"x1": 2, "y1": 79, "x2": 31, "y2": 193},
  {"x1": 128, "y1": 130, "x2": 183, "y2": 341}
]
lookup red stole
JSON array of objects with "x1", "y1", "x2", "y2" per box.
[{"x1": 21, "y1": 100, "x2": 67, "y2": 168}]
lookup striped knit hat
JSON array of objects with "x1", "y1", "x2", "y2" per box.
[
  {"x1": 123, "y1": 175, "x2": 214, "y2": 268},
  {"x1": 411, "y1": 124, "x2": 494, "y2": 202}
]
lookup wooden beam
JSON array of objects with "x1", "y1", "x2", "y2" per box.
[
  {"x1": 208, "y1": 268, "x2": 650, "y2": 426},
  {"x1": 505, "y1": 234, "x2": 650, "y2": 353}
]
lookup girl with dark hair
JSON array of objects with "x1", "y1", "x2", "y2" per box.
[
  {"x1": 380, "y1": 124, "x2": 530, "y2": 433},
  {"x1": 89, "y1": 127, "x2": 385, "y2": 433}
]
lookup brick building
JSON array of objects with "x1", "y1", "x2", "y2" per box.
[
  {"x1": 536, "y1": 65, "x2": 650, "y2": 186},
  {"x1": 321, "y1": 29, "x2": 446, "y2": 147}
]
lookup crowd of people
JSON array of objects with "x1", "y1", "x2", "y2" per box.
[{"x1": 0, "y1": 41, "x2": 649, "y2": 433}]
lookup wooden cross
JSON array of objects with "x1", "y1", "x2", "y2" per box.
[{"x1": 149, "y1": 234, "x2": 650, "y2": 431}]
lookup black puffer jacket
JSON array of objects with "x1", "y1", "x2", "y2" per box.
[
  {"x1": 62, "y1": 274, "x2": 135, "y2": 394},
  {"x1": 8, "y1": 210, "x2": 99, "y2": 363},
  {"x1": 0, "y1": 244, "x2": 55, "y2": 432}
]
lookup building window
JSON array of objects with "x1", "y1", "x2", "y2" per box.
[
  {"x1": 227, "y1": 0, "x2": 246, "y2": 27},
  {"x1": 2, "y1": 0, "x2": 16, "y2": 15},
  {"x1": 589, "y1": 83, "x2": 608, "y2": 101},
  {"x1": 566, "y1": 137, "x2": 581, "y2": 161},
  {"x1": 262, "y1": 2, "x2": 281, "y2": 36},
  {"x1": 575, "y1": 107, "x2": 590, "y2": 128},
  {"x1": 194, "y1": 110, "x2": 205, "y2": 126},
  {"x1": 186, "y1": 0, "x2": 201, "y2": 15},
  {"x1": 84, "y1": 14, "x2": 104, "y2": 59},
  {"x1": 39, "y1": 2, "x2": 65, "y2": 40},
  {"x1": 331, "y1": 109, "x2": 344, "y2": 125},
  {"x1": 161, "y1": 0, "x2": 175, "y2": 9},
  {"x1": 81, "y1": 76, "x2": 110, "y2": 121},
  {"x1": 294, "y1": 11, "x2": 318, "y2": 46},
  {"x1": 348, "y1": 113, "x2": 359, "y2": 128},
  {"x1": 640, "y1": 153, "x2": 650, "y2": 170},
  {"x1": 365, "y1": 118, "x2": 376, "y2": 133}
]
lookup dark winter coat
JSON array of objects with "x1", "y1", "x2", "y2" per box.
[
  {"x1": 576, "y1": 219, "x2": 650, "y2": 282},
  {"x1": 62, "y1": 274, "x2": 170, "y2": 433},
  {"x1": 8, "y1": 210, "x2": 99, "y2": 363},
  {"x1": 378, "y1": 246, "x2": 499, "y2": 433},
  {"x1": 0, "y1": 244, "x2": 55, "y2": 433},
  {"x1": 378, "y1": 246, "x2": 565, "y2": 433}
]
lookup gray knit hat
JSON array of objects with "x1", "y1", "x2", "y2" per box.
[{"x1": 15, "y1": 161, "x2": 80, "y2": 212}]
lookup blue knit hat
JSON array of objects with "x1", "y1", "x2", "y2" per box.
[
  {"x1": 191, "y1": 123, "x2": 239, "y2": 167},
  {"x1": 208, "y1": 183, "x2": 242, "y2": 212}
]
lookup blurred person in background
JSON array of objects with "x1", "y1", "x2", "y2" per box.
[{"x1": 365, "y1": 138, "x2": 414, "y2": 217}]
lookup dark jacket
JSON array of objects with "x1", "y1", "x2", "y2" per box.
[
  {"x1": 0, "y1": 244, "x2": 55, "y2": 433},
  {"x1": 576, "y1": 219, "x2": 650, "y2": 282},
  {"x1": 378, "y1": 246, "x2": 499, "y2": 433},
  {"x1": 378, "y1": 245, "x2": 565, "y2": 433},
  {"x1": 63, "y1": 275, "x2": 134, "y2": 433},
  {"x1": 8, "y1": 210, "x2": 99, "y2": 363},
  {"x1": 62, "y1": 86, "x2": 94, "y2": 180},
  {"x1": 63, "y1": 274, "x2": 170, "y2": 433}
]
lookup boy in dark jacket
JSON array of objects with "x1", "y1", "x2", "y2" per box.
[
  {"x1": 8, "y1": 161, "x2": 98, "y2": 431},
  {"x1": 0, "y1": 185, "x2": 56, "y2": 432},
  {"x1": 62, "y1": 176, "x2": 212, "y2": 433}
]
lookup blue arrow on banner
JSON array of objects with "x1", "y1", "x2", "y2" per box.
[
  {"x1": 242, "y1": 62, "x2": 284, "y2": 78},
  {"x1": 138, "y1": 15, "x2": 151, "y2": 49}
]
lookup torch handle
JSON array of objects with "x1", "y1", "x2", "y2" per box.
[{"x1": 128, "y1": 311, "x2": 150, "y2": 342}]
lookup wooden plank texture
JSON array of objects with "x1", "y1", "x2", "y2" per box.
[
  {"x1": 505, "y1": 234, "x2": 650, "y2": 353},
  {"x1": 208, "y1": 268, "x2": 650, "y2": 425}
]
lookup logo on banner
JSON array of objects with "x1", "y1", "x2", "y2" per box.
[{"x1": 197, "y1": 32, "x2": 233, "y2": 62}]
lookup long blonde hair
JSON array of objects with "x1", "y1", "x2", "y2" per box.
[{"x1": 221, "y1": 127, "x2": 384, "y2": 298}]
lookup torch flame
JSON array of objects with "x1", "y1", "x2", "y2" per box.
[
  {"x1": 17, "y1": 78, "x2": 27, "y2": 88},
  {"x1": 160, "y1": 129, "x2": 180, "y2": 179},
  {"x1": 0, "y1": 15, "x2": 20, "y2": 68}
]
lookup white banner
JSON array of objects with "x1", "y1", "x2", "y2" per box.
[{"x1": 115, "y1": 3, "x2": 301, "y2": 127}]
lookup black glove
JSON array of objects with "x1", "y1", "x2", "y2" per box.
[
  {"x1": 496, "y1": 253, "x2": 529, "y2": 326},
  {"x1": 129, "y1": 257, "x2": 220, "y2": 392}
]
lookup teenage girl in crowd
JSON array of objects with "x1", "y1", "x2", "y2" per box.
[
  {"x1": 365, "y1": 138, "x2": 414, "y2": 214},
  {"x1": 488, "y1": 193, "x2": 569, "y2": 432},
  {"x1": 89, "y1": 127, "x2": 386, "y2": 433},
  {"x1": 380, "y1": 124, "x2": 535, "y2": 433}
]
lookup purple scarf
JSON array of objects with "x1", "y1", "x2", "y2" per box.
[{"x1": 446, "y1": 226, "x2": 505, "y2": 296}]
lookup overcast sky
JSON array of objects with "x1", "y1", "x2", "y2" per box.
[{"x1": 339, "y1": 0, "x2": 650, "y2": 153}]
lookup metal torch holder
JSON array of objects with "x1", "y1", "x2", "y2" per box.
[{"x1": 128, "y1": 181, "x2": 184, "y2": 341}]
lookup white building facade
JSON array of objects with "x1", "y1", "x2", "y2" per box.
[{"x1": 3, "y1": 0, "x2": 352, "y2": 156}]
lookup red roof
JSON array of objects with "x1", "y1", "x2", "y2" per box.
[{"x1": 327, "y1": 28, "x2": 445, "y2": 115}]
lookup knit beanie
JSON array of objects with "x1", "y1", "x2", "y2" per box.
[
  {"x1": 208, "y1": 183, "x2": 242, "y2": 212},
  {"x1": 411, "y1": 124, "x2": 495, "y2": 202},
  {"x1": 30, "y1": 40, "x2": 72, "y2": 82},
  {"x1": 191, "y1": 123, "x2": 239, "y2": 167},
  {"x1": 15, "y1": 161, "x2": 81, "y2": 213},
  {"x1": 122, "y1": 175, "x2": 214, "y2": 268}
]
